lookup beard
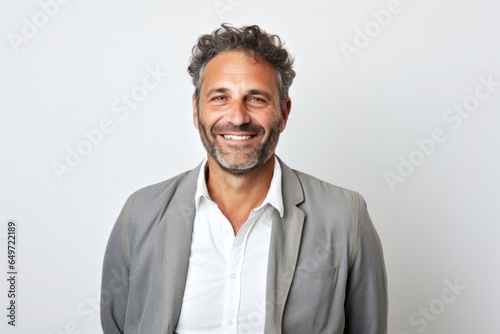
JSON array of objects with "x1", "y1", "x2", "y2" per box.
[{"x1": 197, "y1": 115, "x2": 282, "y2": 175}]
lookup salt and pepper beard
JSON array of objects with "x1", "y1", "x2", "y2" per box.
[{"x1": 197, "y1": 111, "x2": 282, "y2": 175}]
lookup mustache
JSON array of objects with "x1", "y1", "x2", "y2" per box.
[{"x1": 211, "y1": 123, "x2": 265, "y2": 135}]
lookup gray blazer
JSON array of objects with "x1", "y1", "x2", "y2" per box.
[{"x1": 101, "y1": 158, "x2": 387, "y2": 333}]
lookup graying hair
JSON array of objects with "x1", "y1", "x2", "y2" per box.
[{"x1": 188, "y1": 23, "x2": 296, "y2": 111}]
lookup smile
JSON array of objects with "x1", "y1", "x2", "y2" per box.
[{"x1": 222, "y1": 134, "x2": 254, "y2": 140}]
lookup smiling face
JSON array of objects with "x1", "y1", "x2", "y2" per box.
[{"x1": 193, "y1": 51, "x2": 291, "y2": 174}]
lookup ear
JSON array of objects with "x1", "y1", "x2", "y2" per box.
[
  {"x1": 192, "y1": 93, "x2": 199, "y2": 129},
  {"x1": 279, "y1": 97, "x2": 292, "y2": 132}
]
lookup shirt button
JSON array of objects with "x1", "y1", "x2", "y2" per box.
[
  {"x1": 227, "y1": 319, "x2": 234, "y2": 326},
  {"x1": 230, "y1": 273, "x2": 237, "y2": 279}
]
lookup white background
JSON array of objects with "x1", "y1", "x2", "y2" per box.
[{"x1": 1, "y1": 0, "x2": 499, "y2": 333}]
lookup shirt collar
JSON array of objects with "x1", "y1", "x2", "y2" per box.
[{"x1": 195, "y1": 156, "x2": 284, "y2": 217}]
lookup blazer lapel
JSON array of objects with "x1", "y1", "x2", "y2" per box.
[
  {"x1": 264, "y1": 158, "x2": 305, "y2": 333},
  {"x1": 162, "y1": 166, "x2": 200, "y2": 333}
]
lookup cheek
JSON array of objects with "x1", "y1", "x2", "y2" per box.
[
  {"x1": 268, "y1": 112, "x2": 284, "y2": 129},
  {"x1": 198, "y1": 106, "x2": 220, "y2": 123},
  {"x1": 202, "y1": 112, "x2": 225, "y2": 129}
]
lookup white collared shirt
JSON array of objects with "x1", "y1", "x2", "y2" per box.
[{"x1": 175, "y1": 157, "x2": 284, "y2": 334}]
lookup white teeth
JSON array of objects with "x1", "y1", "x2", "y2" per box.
[{"x1": 223, "y1": 135, "x2": 252, "y2": 140}]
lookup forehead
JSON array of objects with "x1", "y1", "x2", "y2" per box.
[{"x1": 200, "y1": 51, "x2": 278, "y2": 94}]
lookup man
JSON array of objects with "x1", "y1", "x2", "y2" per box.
[{"x1": 101, "y1": 24, "x2": 387, "y2": 333}]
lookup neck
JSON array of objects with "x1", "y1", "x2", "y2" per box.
[{"x1": 205, "y1": 155, "x2": 275, "y2": 233}]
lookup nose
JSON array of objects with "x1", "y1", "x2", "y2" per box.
[{"x1": 225, "y1": 99, "x2": 251, "y2": 126}]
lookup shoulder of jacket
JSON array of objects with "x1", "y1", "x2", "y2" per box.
[
  {"x1": 131, "y1": 170, "x2": 191, "y2": 198},
  {"x1": 291, "y1": 168, "x2": 360, "y2": 201},
  {"x1": 121, "y1": 167, "x2": 199, "y2": 217}
]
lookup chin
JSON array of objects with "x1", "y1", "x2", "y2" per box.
[
  {"x1": 216, "y1": 159, "x2": 260, "y2": 175},
  {"x1": 213, "y1": 152, "x2": 274, "y2": 175}
]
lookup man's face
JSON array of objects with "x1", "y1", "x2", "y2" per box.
[{"x1": 193, "y1": 51, "x2": 291, "y2": 174}]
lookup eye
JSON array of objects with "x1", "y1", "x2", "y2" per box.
[
  {"x1": 209, "y1": 95, "x2": 229, "y2": 105},
  {"x1": 246, "y1": 96, "x2": 270, "y2": 108},
  {"x1": 247, "y1": 96, "x2": 267, "y2": 104}
]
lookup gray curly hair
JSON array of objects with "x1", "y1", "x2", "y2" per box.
[{"x1": 188, "y1": 24, "x2": 296, "y2": 111}]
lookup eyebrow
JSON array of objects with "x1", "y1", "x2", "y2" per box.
[
  {"x1": 205, "y1": 88, "x2": 273, "y2": 101},
  {"x1": 205, "y1": 87, "x2": 229, "y2": 98}
]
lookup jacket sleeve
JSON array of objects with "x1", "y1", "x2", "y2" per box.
[
  {"x1": 100, "y1": 196, "x2": 132, "y2": 334},
  {"x1": 344, "y1": 194, "x2": 388, "y2": 334}
]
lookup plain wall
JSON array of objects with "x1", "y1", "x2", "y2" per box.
[{"x1": 1, "y1": 0, "x2": 499, "y2": 333}]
